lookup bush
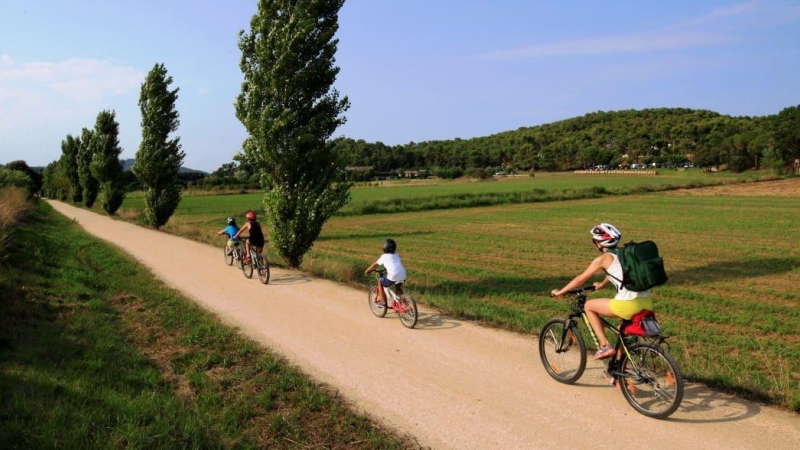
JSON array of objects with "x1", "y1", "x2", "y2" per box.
[
  {"x1": 0, "y1": 187, "x2": 34, "y2": 258},
  {"x1": 0, "y1": 169, "x2": 33, "y2": 197}
]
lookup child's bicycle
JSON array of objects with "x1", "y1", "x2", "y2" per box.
[
  {"x1": 368, "y1": 267, "x2": 418, "y2": 328},
  {"x1": 223, "y1": 235, "x2": 245, "y2": 270},
  {"x1": 242, "y1": 242, "x2": 270, "y2": 284},
  {"x1": 540, "y1": 286, "x2": 684, "y2": 419}
]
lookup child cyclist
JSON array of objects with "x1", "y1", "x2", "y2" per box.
[
  {"x1": 216, "y1": 216, "x2": 240, "y2": 254},
  {"x1": 551, "y1": 223, "x2": 653, "y2": 360},
  {"x1": 365, "y1": 238, "x2": 407, "y2": 306},
  {"x1": 233, "y1": 210, "x2": 266, "y2": 263}
]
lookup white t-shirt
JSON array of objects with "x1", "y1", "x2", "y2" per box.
[{"x1": 376, "y1": 253, "x2": 406, "y2": 282}]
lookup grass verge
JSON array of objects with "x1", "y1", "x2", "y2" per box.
[{"x1": 0, "y1": 201, "x2": 413, "y2": 449}]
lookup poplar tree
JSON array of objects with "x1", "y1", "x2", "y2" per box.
[
  {"x1": 90, "y1": 110, "x2": 126, "y2": 214},
  {"x1": 236, "y1": 0, "x2": 351, "y2": 267},
  {"x1": 61, "y1": 134, "x2": 82, "y2": 202},
  {"x1": 132, "y1": 63, "x2": 184, "y2": 228},
  {"x1": 78, "y1": 127, "x2": 99, "y2": 207}
]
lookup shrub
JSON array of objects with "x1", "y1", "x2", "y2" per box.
[{"x1": 0, "y1": 187, "x2": 34, "y2": 259}]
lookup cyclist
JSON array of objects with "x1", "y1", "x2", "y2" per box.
[
  {"x1": 216, "y1": 216, "x2": 240, "y2": 255},
  {"x1": 365, "y1": 238, "x2": 407, "y2": 306},
  {"x1": 551, "y1": 223, "x2": 653, "y2": 360},
  {"x1": 233, "y1": 210, "x2": 265, "y2": 263}
]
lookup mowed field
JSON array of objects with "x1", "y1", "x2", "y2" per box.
[{"x1": 119, "y1": 173, "x2": 800, "y2": 411}]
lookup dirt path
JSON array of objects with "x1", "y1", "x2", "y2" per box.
[{"x1": 48, "y1": 201, "x2": 799, "y2": 450}]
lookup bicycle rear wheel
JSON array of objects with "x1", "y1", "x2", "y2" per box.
[
  {"x1": 224, "y1": 243, "x2": 233, "y2": 266},
  {"x1": 397, "y1": 294, "x2": 418, "y2": 329},
  {"x1": 242, "y1": 250, "x2": 254, "y2": 278},
  {"x1": 619, "y1": 342, "x2": 684, "y2": 419},
  {"x1": 257, "y1": 254, "x2": 270, "y2": 284},
  {"x1": 539, "y1": 319, "x2": 586, "y2": 384},
  {"x1": 368, "y1": 284, "x2": 388, "y2": 318}
]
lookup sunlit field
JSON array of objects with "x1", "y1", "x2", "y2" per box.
[{"x1": 116, "y1": 173, "x2": 800, "y2": 410}]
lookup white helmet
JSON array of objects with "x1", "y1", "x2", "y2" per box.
[{"x1": 590, "y1": 223, "x2": 621, "y2": 248}]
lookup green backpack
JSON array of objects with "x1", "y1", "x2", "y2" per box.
[{"x1": 607, "y1": 241, "x2": 668, "y2": 292}]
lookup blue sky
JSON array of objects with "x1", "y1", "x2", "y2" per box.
[{"x1": 1, "y1": 1, "x2": 798, "y2": 172}]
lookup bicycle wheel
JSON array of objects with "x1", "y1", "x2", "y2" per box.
[
  {"x1": 368, "y1": 284, "x2": 388, "y2": 318},
  {"x1": 397, "y1": 294, "x2": 418, "y2": 329},
  {"x1": 539, "y1": 318, "x2": 586, "y2": 384},
  {"x1": 618, "y1": 342, "x2": 684, "y2": 419},
  {"x1": 242, "y1": 250, "x2": 254, "y2": 278},
  {"x1": 235, "y1": 250, "x2": 244, "y2": 270},
  {"x1": 224, "y1": 243, "x2": 233, "y2": 266},
  {"x1": 257, "y1": 254, "x2": 270, "y2": 284}
]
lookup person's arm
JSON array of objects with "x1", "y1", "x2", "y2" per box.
[
  {"x1": 365, "y1": 262, "x2": 379, "y2": 275},
  {"x1": 232, "y1": 223, "x2": 248, "y2": 239},
  {"x1": 551, "y1": 253, "x2": 611, "y2": 297}
]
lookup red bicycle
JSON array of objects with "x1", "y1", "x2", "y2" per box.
[{"x1": 368, "y1": 267, "x2": 418, "y2": 328}]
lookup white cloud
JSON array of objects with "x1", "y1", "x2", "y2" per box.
[
  {"x1": 475, "y1": 32, "x2": 736, "y2": 60},
  {"x1": 0, "y1": 56, "x2": 144, "y2": 102}
]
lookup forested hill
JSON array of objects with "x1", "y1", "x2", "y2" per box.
[{"x1": 333, "y1": 106, "x2": 798, "y2": 175}]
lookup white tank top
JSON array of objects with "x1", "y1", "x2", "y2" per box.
[{"x1": 608, "y1": 253, "x2": 651, "y2": 300}]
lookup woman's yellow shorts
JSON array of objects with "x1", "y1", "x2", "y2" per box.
[{"x1": 609, "y1": 297, "x2": 654, "y2": 320}]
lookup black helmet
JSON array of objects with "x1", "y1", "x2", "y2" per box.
[
  {"x1": 227, "y1": 216, "x2": 236, "y2": 225},
  {"x1": 382, "y1": 238, "x2": 397, "y2": 254}
]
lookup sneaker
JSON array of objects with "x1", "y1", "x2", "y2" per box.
[{"x1": 593, "y1": 344, "x2": 616, "y2": 360}]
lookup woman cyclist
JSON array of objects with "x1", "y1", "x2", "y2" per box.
[
  {"x1": 551, "y1": 223, "x2": 653, "y2": 360},
  {"x1": 233, "y1": 211, "x2": 265, "y2": 263}
]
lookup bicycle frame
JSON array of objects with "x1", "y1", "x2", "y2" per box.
[{"x1": 557, "y1": 291, "x2": 667, "y2": 379}]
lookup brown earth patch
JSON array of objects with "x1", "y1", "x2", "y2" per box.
[{"x1": 671, "y1": 178, "x2": 800, "y2": 197}]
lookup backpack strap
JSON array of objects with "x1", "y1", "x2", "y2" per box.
[{"x1": 603, "y1": 247, "x2": 624, "y2": 285}]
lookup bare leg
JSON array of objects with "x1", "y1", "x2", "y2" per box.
[
  {"x1": 377, "y1": 284, "x2": 386, "y2": 304},
  {"x1": 585, "y1": 298, "x2": 617, "y2": 348}
]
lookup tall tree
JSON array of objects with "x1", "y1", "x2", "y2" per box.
[
  {"x1": 78, "y1": 128, "x2": 99, "y2": 207},
  {"x1": 772, "y1": 105, "x2": 800, "y2": 163},
  {"x1": 60, "y1": 134, "x2": 82, "y2": 202},
  {"x1": 90, "y1": 110, "x2": 126, "y2": 214},
  {"x1": 236, "y1": 0, "x2": 351, "y2": 268},
  {"x1": 133, "y1": 63, "x2": 184, "y2": 228}
]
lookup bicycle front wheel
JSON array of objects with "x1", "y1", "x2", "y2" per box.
[
  {"x1": 368, "y1": 285, "x2": 388, "y2": 318},
  {"x1": 397, "y1": 294, "x2": 418, "y2": 329},
  {"x1": 242, "y1": 250, "x2": 254, "y2": 278},
  {"x1": 619, "y1": 342, "x2": 684, "y2": 419},
  {"x1": 539, "y1": 319, "x2": 586, "y2": 384},
  {"x1": 257, "y1": 255, "x2": 270, "y2": 284},
  {"x1": 224, "y1": 244, "x2": 233, "y2": 266}
]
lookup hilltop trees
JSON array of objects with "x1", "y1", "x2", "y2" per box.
[
  {"x1": 133, "y1": 63, "x2": 184, "y2": 228},
  {"x1": 236, "y1": 0, "x2": 351, "y2": 267},
  {"x1": 90, "y1": 110, "x2": 126, "y2": 214}
]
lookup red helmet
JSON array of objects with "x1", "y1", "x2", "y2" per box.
[{"x1": 246, "y1": 211, "x2": 257, "y2": 220}]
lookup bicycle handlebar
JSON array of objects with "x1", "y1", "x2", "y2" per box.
[{"x1": 551, "y1": 285, "x2": 596, "y2": 297}]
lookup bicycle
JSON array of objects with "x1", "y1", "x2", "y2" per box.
[
  {"x1": 368, "y1": 267, "x2": 418, "y2": 328},
  {"x1": 242, "y1": 243, "x2": 270, "y2": 284},
  {"x1": 223, "y1": 235, "x2": 245, "y2": 270},
  {"x1": 539, "y1": 286, "x2": 684, "y2": 419}
]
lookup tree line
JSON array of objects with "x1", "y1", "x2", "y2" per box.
[
  {"x1": 329, "y1": 106, "x2": 800, "y2": 177},
  {"x1": 37, "y1": 63, "x2": 185, "y2": 228}
]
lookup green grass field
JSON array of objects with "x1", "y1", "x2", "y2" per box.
[{"x1": 115, "y1": 172, "x2": 800, "y2": 411}]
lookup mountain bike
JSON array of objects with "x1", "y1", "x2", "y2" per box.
[
  {"x1": 223, "y1": 235, "x2": 244, "y2": 270},
  {"x1": 368, "y1": 267, "x2": 418, "y2": 328},
  {"x1": 539, "y1": 286, "x2": 684, "y2": 419},
  {"x1": 242, "y1": 244, "x2": 270, "y2": 284}
]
